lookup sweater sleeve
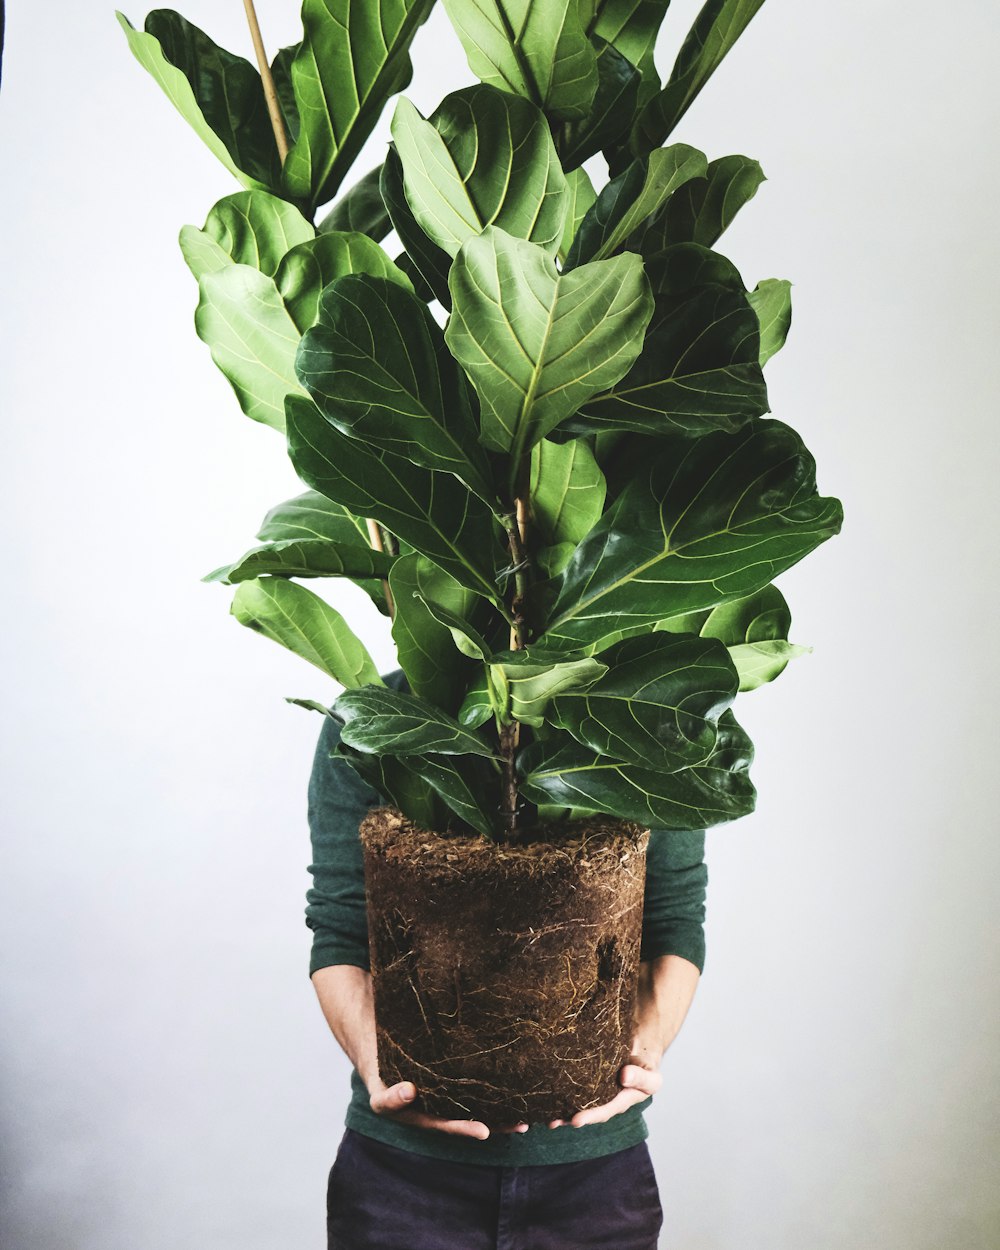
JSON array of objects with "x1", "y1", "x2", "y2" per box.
[
  {"x1": 304, "y1": 710, "x2": 381, "y2": 977},
  {"x1": 639, "y1": 829, "x2": 708, "y2": 973}
]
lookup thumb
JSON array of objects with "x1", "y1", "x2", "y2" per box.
[{"x1": 370, "y1": 1081, "x2": 418, "y2": 1116}]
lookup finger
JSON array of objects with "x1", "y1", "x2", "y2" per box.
[
  {"x1": 619, "y1": 1064, "x2": 663, "y2": 1097},
  {"x1": 369, "y1": 1081, "x2": 418, "y2": 1117},
  {"x1": 394, "y1": 1110, "x2": 491, "y2": 1139},
  {"x1": 570, "y1": 1087, "x2": 650, "y2": 1128},
  {"x1": 547, "y1": 1119, "x2": 566, "y2": 1129},
  {"x1": 494, "y1": 1123, "x2": 530, "y2": 1134}
]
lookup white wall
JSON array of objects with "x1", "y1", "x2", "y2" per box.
[{"x1": 2, "y1": 2, "x2": 997, "y2": 1247}]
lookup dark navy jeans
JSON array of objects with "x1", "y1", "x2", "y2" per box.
[{"x1": 326, "y1": 1128, "x2": 663, "y2": 1249}]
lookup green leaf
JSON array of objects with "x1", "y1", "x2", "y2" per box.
[
  {"x1": 548, "y1": 632, "x2": 737, "y2": 770},
  {"x1": 285, "y1": 395, "x2": 504, "y2": 605},
  {"x1": 401, "y1": 753, "x2": 499, "y2": 835},
  {"x1": 633, "y1": 0, "x2": 767, "y2": 153},
  {"x1": 318, "y1": 165, "x2": 392, "y2": 241},
  {"x1": 728, "y1": 641, "x2": 809, "y2": 691},
  {"x1": 561, "y1": 242, "x2": 768, "y2": 438},
  {"x1": 630, "y1": 154, "x2": 766, "y2": 252},
  {"x1": 380, "y1": 147, "x2": 454, "y2": 307},
  {"x1": 275, "y1": 233, "x2": 412, "y2": 332},
  {"x1": 413, "y1": 595, "x2": 493, "y2": 661},
  {"x1": 333, "y1": 685, "x2": 498, "y2": 756},
  {"x1": 445, "y1": 227, "x2": 653, "y2": 472},
  {"x1": 748, "y1": 278, "x2": 792, "y2": 365},
  {"x1": 390, "y1": 86, "x2": 568, "y2": 259},
  {"x1": 389, "y1": 555, "x2": 484, "y2": 712},
  {"x1": 441, "y1": 0, "x2": 599, "y2": 120},
  {"x1": 181, "y1": 191, "x2": 315, "y2": 278},
  {"x1": 230, "y1": 577, "x2": 382, "y2": 687},
  {"x1": 332, "y1": 740, "x2": 440, "y2": 828},
  {"x1": 589, "y1": 0, "x2": 671, "y2": 106},
  {"x1": 529, "y1": 438, "x2": 606, "y2": 577},
  {"x1": 564, "y1": 145, "x2": 708, "y2": 267},
  {"x1": 116, "y1": 10, "x2": 278, "y2": 191},
  {"x1": 559, "y1": 39, "x2": 641, "y2": 171},
  {"x1": 202, "y1": 538, "x2": 394, "y2": 585},
  {"x1": 559, "y1": 166, "x2": 597, "y2": 262},
  {"x1": 281, "y1": 0, "x2": 436, "y2": 211},
  {"x1": 518, "y1": 709, "x2": 756, "y2": 829},
  {"x1": 540, "y1": 419, "x2": 844, "y2": 653},
  {"x1": 296, "y1": 276, "x2": 495, "y2": 502},
  {"x1": 193, "y1": 265, "x2": 306, "y2": 432},
  {"x1": 457, "y1": 669, "x2": 495, "y2": 727},
  {"x1": 487, "y1": 648, "x2": 607, "y2": 727}
]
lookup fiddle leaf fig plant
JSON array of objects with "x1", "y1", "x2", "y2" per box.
[{"x1": 120, "y1": 0, "x2": 842, "y2": 842}]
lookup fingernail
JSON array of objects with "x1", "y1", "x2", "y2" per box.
[{"x1": 400, "y1": 1085, "x2": 415, "y2": 1101}]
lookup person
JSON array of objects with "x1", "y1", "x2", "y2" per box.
[{"x1": 306, "y1": 667, "x2": 708, "y2": 1250}]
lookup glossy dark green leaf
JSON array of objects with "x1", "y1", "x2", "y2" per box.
[
  {"x1": 457, "y1": 668, "x2": 496, "y2": 728},
  {"x1": 589, "y1": 0, "x2": 671, "y2": 105},
  {"x1": 539, "y1": 419, "x2": 844, "y2": 653},
  {"x1": 548, "y1": 632, "x2": 737, "y2": 770},
  {"x1": 281, "y1": 0, "x2": 436, "y2": 211},
  {"x1": 391, "y1": 86, "x2": 568, "y2": 258},
  {"x1": 296, "y1": 276, "x2": 496, "y2": 502},
  {"x1": 401, "y1": 753, "x2": 500, "y2": 835},
  {"x1": 318, "y1": 165, "x2": 392, "y2": 241},
  {"x1": 117, "y1": 10, "x2": 280, "y2": 191},
  {"x1": 441, "y1": 0, "x2": 599, "y2": 120},
  {"x1": 518, "y1": 709, "x2": 756, "y2": 828},
  {"x1": 230, "y1": 577, "x2": 382, "y2": 687},
  {"x1": 285, "y1": 395, "x2": 504, "y2": 606},
  {"x1": 445, "y1": 227, "x2": 653, "y2": 469},
  {"x1": 564, "y1": 145, "x2": 708, "y2": 267},
  {"x1": 560, "y1": 242, "x2": 767, "y2": 438},
  {"x1": 629, "y1": 154, "x2": 766, "y2": 253},
  {"x1": 413, "y1": 596, "x2": 493, "y2": 661},
  {"x1": 380, "y1": 147, "x2": 454, "y2": 307},
  {"x1": 389, "y1": 554, "x2": 486, "y2": 713},
  {"x1": 529, "y1": 438, "x2": 607, "y2": 577},
  {"x1": 559, "y1": 167, "x2": 597, "y2": 262},
  {"x1": 748, "y1": 278, "x2": 792, "y2": 365},
  {"x1": 633, "y1": 0, "x2": 767, "y2": 152},
  {"x1": 559, "y1": 39, "x2": 641, "y2": 171},
  {"x1": 333, "y1": 685, "x2": 498, "y2": 756},
  {"x1": 332, "y1": 740, "x2": 440, "y2": 827},
  {"x1": 202, "y1": 538, "x2": 394, "y2": 585},
  {"x1": 275, "y1": 234, "x2": 412, "y2": 332}
]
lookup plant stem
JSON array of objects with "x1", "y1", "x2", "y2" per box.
[
  {"x1": 365, "y1": 518, "x2": 395, "y2": 619},
  {"x1": 500, "y1": 455, "x2": 532, "y2": 838},
  {"x1": 241, "y1": 0, "x2": 291, "y2": 164}
]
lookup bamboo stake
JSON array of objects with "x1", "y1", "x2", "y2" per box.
[
  {"x1": 241, "y1": 0, "x2": 290, "y2": 162},
  {"x1": 365, "y1": 518, "x2": 395, "y2": 618}
]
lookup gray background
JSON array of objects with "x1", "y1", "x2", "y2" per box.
[{"x1": 2, "y1": 1, "x2": 998, "y2": 1246}]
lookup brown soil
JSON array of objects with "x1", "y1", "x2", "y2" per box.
[{"x1": 359, "y1": 806, "x2": 650, "y2": 1127}]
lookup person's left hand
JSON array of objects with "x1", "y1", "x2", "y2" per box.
[{"x1": 545, "y1": 1031, "x2": 664, "y2": 1129}]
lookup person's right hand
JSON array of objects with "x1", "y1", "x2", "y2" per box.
[{"x1": 368, "y1": 1076, "x2": 530, "y2": 1140}]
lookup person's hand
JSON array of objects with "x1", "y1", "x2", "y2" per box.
[
  {"x1": 368, "y1": 1074, "x2": 530, "y2": 1140},
  {"x1": 544, "y1": 1038, "x2": 664, "y2": 1129}
]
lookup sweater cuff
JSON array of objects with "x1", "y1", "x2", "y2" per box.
[
  {"x1": 639, "y1": 922, "x2": 705, "y2": 974},
  {"x1": 309, "y1": 939, "x2": 370, "y2": 979}
]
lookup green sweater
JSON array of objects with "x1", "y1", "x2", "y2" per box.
[{"x1": 305, "y1": 668, "x2": 708, "y2": 1166}]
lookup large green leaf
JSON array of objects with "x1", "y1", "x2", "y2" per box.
[
  {"x1": 116, "y1": 10, "x2": 281, "y2": 191},
  {"x1": 748, "y1": 278, "x2": 792, "y2": 365},
  {"x1": 529, "y1": 438, "x2": 607, "y2": 577},
  {"x1": 332, "y1": 739, "x2": 440, "y2": 828},
  {"x1": 230, "y1": 577, "x2": 382, "y2": 687},
  {"x1": 318, "y1": 165, "x2": 392, "y2": 241},
  {"x1": 444, "y1": 227, "x2": 653, "y2": 474},
  {"x1": 441, "y1": 0, "x2": 599, "y2": 120},
  {"x1": 559, "y1": 167, "x2": 598, "y2": 262},
  {"x1": 285, "y1": 395, "x2": 504, "y2": 605},
  {"x1": 548, "y1": 632, "x2": 737, "y2": 770},
  {"x1": 589, "y1": 1, "x2": 671, "y2": 102},
  {"x1": 560, "y1": 242, "x2": 767, "y2": 438},
  {"x1": 389, "y1": 554, "x2": 483, "y2": 712},
  {"x1": 181, "y1": 191, "x2": 315, "y2": 278},
  {"x1": 333, "y1": 685, "x2": 498, "y2": 756},
  {"x1": 487, "y1": 648, "x2": 607, "y2": 727},
  {"x1": 559, "y1": 39, "x2": 641, "y2": 171},
  {"x1": 399, "y1": 753, "x2": 499, "y2": 835},
  {"x1": 564, "y1": 145, "x2": 708, "y2": 267},
  {"x1": 633, "y1": 0, "x2": 767, "y2": 153},
  {"x1": 539, "y1": 419, "x2": 844, "y2": 653},
  {"x1": 628, "y1": 154, "x2": 766, "y2": 254},
  {"x1": 296, "y1": 276, "x2": 495, "y2": 502},
  {"x1": 202, "y1": 539, "x2": 394, "y2": 585},
  {"x1": 281, "y1": 0, "x2": 436, "y2": 211},
  {"x1": 391, "y1": 86, "x2": 568, "y2": 259},
  {"x1": 275, "y1": 234, "x2": 412, "y2": 332},
  {"x1": 193, "y1": 265, "x2": 306, "y2": 432},
  {"x1": 518, "y1": 709, "x2": 755, "y2": 828}
]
